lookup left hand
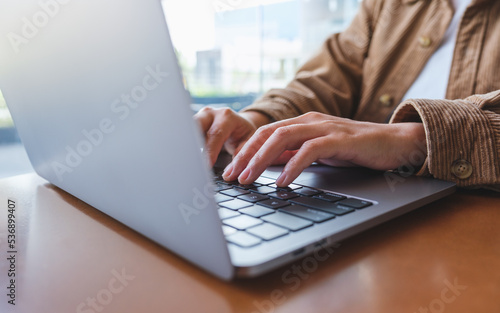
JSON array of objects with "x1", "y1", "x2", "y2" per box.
[{"x1": 222, "y1": 112, "x2": 427, "y2": 186}]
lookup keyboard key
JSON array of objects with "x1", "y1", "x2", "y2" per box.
[
  {"x1": 219, "y1": 179, "x2": 237, "y2": 185},
  {"x1": 268, "y1": 191, "x2": 299, "y2": 200},
  {"x1": 218, "y1": 208, "x2": 241, "y2": 220},
  {"x1": 253, "y1": 186, "x2": 278, "y2": 195},
  {"x1": 220, "y1": 188, "x2": 250, "y2": 197},
  {"x1": 239, "y1": 205, "x2": 275, "y2": 218},
  {"x1": 223, "y1": 215, "x2": 263, "y2": 230},
  {"x1": 222, "y1": 225, "x2": 237, "y2": 236},
  {"x1": 261, "y1": 212, "x2": 313, "y2": 231},
  {"x1": 337, "y1": 198, "x2": 373, "y2": 209},
  {"x1": 213, "y1": 175, "x2": 224, "y2": 181},
  {"x1": 226, "y1": 232, "x2": 262, "y2": 248},
  {"x1": 270, "y1": 183, "x2": 302, "y2": 191},
  {"x1": 237, "y1": 193, "x2": 269, "y2": 203},
  {"x1": 258, "y1": 198, "x2": 290, "y2": 209},
  {"x1": 214, "y1": 183, "x2": 231, "y2": 192},
  {"x1": 280, "y1": 205, "x2": 335, "y2": 223},
  {"x1": 233, "y1": 183, "x2": 261, "y2": 190},
  {"x1": 223, "y1": 179, "x2": 260, "y2": 188},
  {"x1": 323, "y1": 204, "x2": 355, "y2": 216},
  {"x1": 314, "y1": 192, "x2": 346, "y2": 202},
  {"x1": 254, "y1": 176, "x2": 276, "y2": 185},
  {"x1": 214, "y1": 193, "x2": 232, "y2": 203},
  {"x1": 290, "y1": 196, "x2": 338, "y2": 211},
  {"x1": 294, "y1": 188, "x2": 322, "y2": 196},
  {"x1": 247, "y1": 223, "x2": 289, "y2": 241},
  {"x1": 289, "y1": 199, "x2": 355, "y2": 216},
  {"x1": 219, "y1": 199, "x2": 253, "y2": 211}
]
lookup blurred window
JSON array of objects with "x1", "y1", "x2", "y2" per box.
[{"x1": 162, "y1": 0, "x2": 361, "y2": 110}]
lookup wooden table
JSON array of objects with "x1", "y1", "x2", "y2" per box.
[{"x1": 1, "y1": 173, "x2": 499, "y2": 313}]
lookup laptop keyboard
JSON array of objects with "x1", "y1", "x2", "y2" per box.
[{"x1": 213, "y1": 172, "x2": 374, "y2": 248}]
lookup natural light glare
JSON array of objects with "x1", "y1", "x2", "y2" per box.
[
  {"x1": 161, "y1": 0, "x2": 299, "y2": 66},
  {"x1": 161, "y1": 0, "x2": 361, "y2": 100},
  {"x1": 162, "y1": 0, "x2": 216, "y2": 64}
]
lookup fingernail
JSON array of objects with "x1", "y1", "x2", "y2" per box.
[
  {"x1": 276, "y1": 172, "x2": 288, "y2": 187},
  {"x1": 223, "y1": 164, "x2": 233, "y2": 179},
  {"x1": 239, "y1": 168, "x2": 252, "y2": 184}
]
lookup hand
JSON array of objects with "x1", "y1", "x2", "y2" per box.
[
  {"x1": 222, "y1": 112, "x2": 427, "y2": 186},
  {"x1": 194, "y1": 107, "x2": 271, "y2": 166}
]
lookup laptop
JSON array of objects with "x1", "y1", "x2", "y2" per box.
[{"x1": 0, "y1": 0, "x2": 455, "y2": 280}]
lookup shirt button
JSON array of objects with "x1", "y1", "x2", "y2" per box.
[
  {"x1": 379, "y1": 94, "x2": 393, "y2": 107},
  {"x1": 451, "y1": 159, "x2": 473, "y2": 179},
  {"x1": 419, "y1": 36, "x2": 432, "y2": 48}
]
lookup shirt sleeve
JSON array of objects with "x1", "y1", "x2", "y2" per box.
[
  {"x1": 241, "y1": 0, "x2": 381, "y2": 122},
  {"x1": 390, "y1": 90, "x2": 500, "y2": 190}
]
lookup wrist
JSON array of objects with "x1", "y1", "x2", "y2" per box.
[
  {"x1": 406, "y1": 123, "x2": 427, "y2": 154},
  {"x1": 393, "y1": 122, "x2": 428, "y2": 168}
]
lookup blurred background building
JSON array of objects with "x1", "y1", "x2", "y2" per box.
[{"x1": 163, "y1": 0, "x2": 361, "y2": 109}]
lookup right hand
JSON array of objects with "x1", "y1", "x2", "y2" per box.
[{"x1": 194, "y1": 107, "x2": 270, "y2": 167}]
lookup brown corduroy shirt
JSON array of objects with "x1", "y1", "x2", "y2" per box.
[{"x1": 242, "y1": 0, "x2": 500, "y2": 190}]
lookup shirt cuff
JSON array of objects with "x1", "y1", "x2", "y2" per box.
[{"x1": 389, "y1": 97, "x2": 500, "y2": 187}]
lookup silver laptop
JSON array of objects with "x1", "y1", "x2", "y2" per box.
[{"x1": 0, "y1": 0, "x2": 455, "y2": 280}]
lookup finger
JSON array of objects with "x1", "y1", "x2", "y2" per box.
[
  {"x1": 204, "y1": 108, "x2": 242, "y2": 166},
  {"x1": 193, "y1": 107, "x2": 215, "y2": 135},
  {"x1": 221, "y1": 140, "x2": 248, "y2": 181},
  {"x1": 272, "y1": 150, "x2": 298, "y2": 165},
  {"x1": 225, "y1": 117, "x2": 310, "y2": 181},
  {"x1": 223, "y1": 124, "x2": 274, "y2": 181},
  {"x1": 222, "y1": 141, "x2": 252, "y2": 181},
  {"x1": 224, "y1": 135, "x2": 249, "y2": 156},
  {"x1": 226, "y1": 114, "x2": 333, "y2": 181},
  {"x1": 237, "y1": 124, "x2": 329, "y2": 184},
  {"x1": 277, "y1": 137, "x2": 340, "y2": 186},
  {"x1": 231, "y1": 139, "x2": 250, "y2": 158},
  {"x1": 205, "y1": 119, "x2": 235, "y2": 167}
]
